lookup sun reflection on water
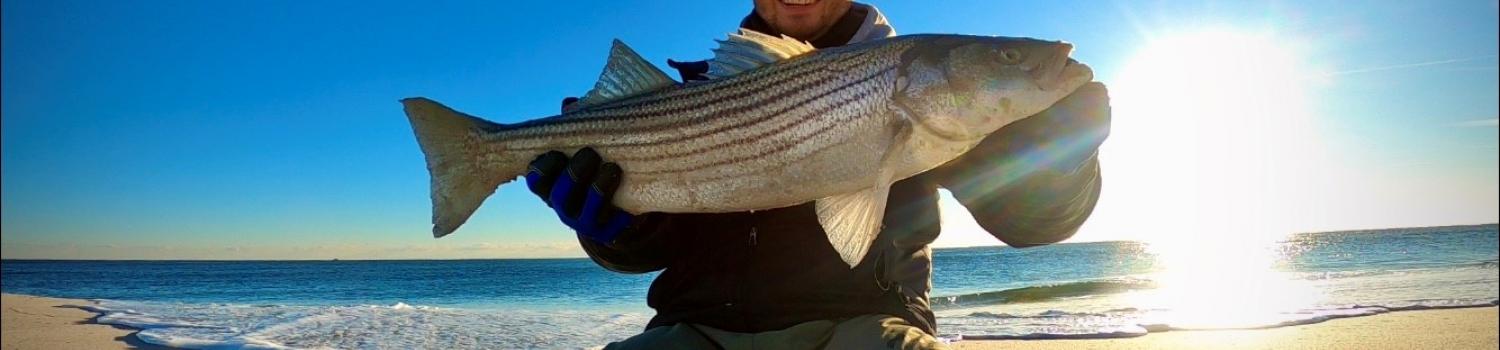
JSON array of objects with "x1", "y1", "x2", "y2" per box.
[{"x1": 1130, "y1": 235, "x2": 1325, "y2": 329}]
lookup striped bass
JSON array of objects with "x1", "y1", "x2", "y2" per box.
[{"x1": 403, "y1": 30, "x2": 1093, "y2": 267}]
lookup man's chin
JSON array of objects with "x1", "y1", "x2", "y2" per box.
[{"x1": 772, "y1": 20, "x2": 822, "y2": 39}]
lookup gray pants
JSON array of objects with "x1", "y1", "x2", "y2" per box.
[{"x1": 602, "y1": 314, "x2": 948, "y2": 350}]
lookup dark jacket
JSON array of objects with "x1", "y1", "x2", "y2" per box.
[{"x1": 579, "y1": 5, "x2": 1106, "y2": 335}]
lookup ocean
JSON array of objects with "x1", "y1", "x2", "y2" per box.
[{"x1": 3, "y1": 224, "x2": 1496, "y2": 349}]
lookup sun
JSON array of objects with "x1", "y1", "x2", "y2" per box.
[
  {"x1": 1101, "y1": 28, "x2": 1325, "y2": 244},
  {"x1": 1113, "y1": 29, "x2": 1316, "y2": 124}
]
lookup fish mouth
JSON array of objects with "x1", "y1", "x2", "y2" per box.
[
  {"x1": 1038, "y1": 43, "x2": 1092, "y2": 91},
  {"x1": 1062, "y1": 58, "x2": 1094, "y2": 86}
]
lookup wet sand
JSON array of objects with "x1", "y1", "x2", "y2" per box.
[
  {"x1": 954, "y1": 307, "x2": 1498, "y2": 350},
  {"x1": 1, "y1": 293, "x2": 171, "y2": 350}
]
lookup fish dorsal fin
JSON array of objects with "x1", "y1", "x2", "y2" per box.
[
  {"x1": 704, "y1": 29, "x2": 816, "y2": 80},
  {"x1": 572, "y1": 39, "x2": 677, "y2": 111},
  {"x1": 816, "y1": 184, "x2": 891, "y2": 268}
]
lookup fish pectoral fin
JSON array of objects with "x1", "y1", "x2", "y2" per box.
[
  {"x1": 703, "y1": 29, "x2": 816, "y2": 80},
  {"x1": 572, "y1": 39, "x2": 679, "y2": 111},
  {"x1": 815, "y1": 184, "x2": 891, "y2": 269}
]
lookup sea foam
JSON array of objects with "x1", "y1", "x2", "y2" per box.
[
  {"x1": 85, "y1": 297, "x2": 1496, "y2": 348},
  {"x1": 86, "y1": 301, "x2": 649, "y2": 349}
]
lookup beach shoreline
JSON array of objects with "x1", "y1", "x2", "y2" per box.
[
  {"x1": 1, "y1": 293, "x2": 172, "y2": 350},
  {"x1": 954, "y1": 306, "x2": 1498, "y2": 349},
  {"x1": 3, "y1": 292, "x2": 1495, "y2": 349}
]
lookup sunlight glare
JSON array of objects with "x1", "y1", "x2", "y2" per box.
[
  {"x1": 1108, "y1": 28, "x2": 1324, "y2": 241},
  {"x1": 1106, "y1": 28, "x2": 1329, "y2": 328}
]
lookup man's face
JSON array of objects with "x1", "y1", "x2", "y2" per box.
[{"x1": 752, "y1": 0, "x2": 852, "y2": 41}]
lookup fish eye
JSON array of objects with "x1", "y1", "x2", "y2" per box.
[{"x1": 1000, "y1": 48, "x2": 1024, "y2": 64}]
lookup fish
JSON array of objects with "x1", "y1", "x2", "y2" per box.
[{"x1": 402, "y1": 30, "x2": 1094, "y2": 267}]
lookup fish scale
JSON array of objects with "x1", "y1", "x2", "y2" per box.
[{"x1": 403, "y1": 31, "x2": 1093, "y2": 267}]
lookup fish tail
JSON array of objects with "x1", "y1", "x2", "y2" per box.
[{"x1": 401, "y1": 97, "x2": 527, "y2": 238}]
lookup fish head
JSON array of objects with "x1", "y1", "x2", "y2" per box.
[{"x1": 895, "y1": 35, "x2": 1094, "y2": 140}]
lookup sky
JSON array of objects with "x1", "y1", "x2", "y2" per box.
[{"x1": 2, "y1": 0, "x2": 1496, "y2": 260}]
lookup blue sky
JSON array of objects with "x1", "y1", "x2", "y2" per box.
[{"x1": 3, "y1": 0, "x2": 1496, "y2": 259}]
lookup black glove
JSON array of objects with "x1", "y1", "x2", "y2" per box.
[
  {"x1": 667, "y1": 59, "x2": 710, "y2": 82},
  {"x1": 984, "y1": 82, "x2": 1111, "y2": 176},
  {"x1": 935, "y1": 83, "x2": 1110, "y2": 247},
  {"x1": 933, "y1": 82, "x2": 1110, "y2": 195}
]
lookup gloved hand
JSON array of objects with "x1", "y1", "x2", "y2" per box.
[
  {"x1": 666, "y1": 59, "x2": 710, "y2": 82},
  {"x1": 934, "y1": 83, "x2": 1110, "y2": 247},
  {"x1": 526, "y1": 147, "x2": 635, "y2": 244},
  {"x1": 931, "y1": 83, "x2": 1110, "y2": 193},
  {"x1": 983, "y1": 82, "x2": 1111, "y2": 176}
]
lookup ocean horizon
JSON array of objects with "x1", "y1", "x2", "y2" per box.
[
  {"x1": 7, "y1": 223, "x2": 1494, "y2": 262},
  {"x1": 4, "y1": 223, "x2": 1496, "y2": 349}
]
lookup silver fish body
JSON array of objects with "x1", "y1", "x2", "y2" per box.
[{"x1": 404, "y1": 32, "x2": 1093, "y2": 266}]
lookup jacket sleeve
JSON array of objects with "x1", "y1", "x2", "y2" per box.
[
  {"x1": 938, "y1": 156, "x2": 1102, "y2": 247},
  {"x1": 931, "y1": 83, "x2": 1110, "y2": 247},
  {"x1": 576, "y1": 212, "x2": 688, "y2": 273}
]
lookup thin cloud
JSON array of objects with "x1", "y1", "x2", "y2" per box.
[
  {"x1": 1450, "y1": 119, "x2": 1499, "y2": 128},
  {"x1": 1327, "y1": 55, "x2": 1499, "y2": 76},
  {"x1": 1442, "y1": 66, "x2": 1500, "y2": 72}
]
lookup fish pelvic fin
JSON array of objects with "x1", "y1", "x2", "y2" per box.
[
  {"x1": 815, "y1": 119, "x2": 914, "y2": 268},
  {"x1": 816, "y1": 184, "x2": 891, "y2": 268},
  {"x1": 401, "y1": 97, "x2": 524, "y2": 238}
]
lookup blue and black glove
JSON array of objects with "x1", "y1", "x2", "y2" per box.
[{"x1": 525, "y1": 147, "x2": 635, "y2": 244}]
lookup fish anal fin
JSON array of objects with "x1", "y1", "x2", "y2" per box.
[{"x1": 815, "y1": 184, "x2": 891, "y2": 268}]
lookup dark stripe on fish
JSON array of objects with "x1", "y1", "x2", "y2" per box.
[
  {"x1": 493, "y1": 50, "x2": 877, "y2": 137},
  {"x1": 508, "y1": 66, "x2": 895, "y2": 151}
]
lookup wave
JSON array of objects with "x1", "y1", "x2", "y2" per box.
[
  {"x1": 959, "y1": 330, "x2": 1148, "y2": 340},
  {"x1": 81, "y1": 300, "x2": 651, "y2": 350},
  {"x1": 74, "y1": 297, "x2": 1500, "y2": 347},
  {"x1": 1294, "y1": 259, "x2": 1498, "y2": 280},
  {"x1": 931, "y1": 279, "x2": 1156, "y2": 309},
  {"x1": 964, "y1": 309, "x2": 1143, "y2": 319},
  {"x1": 1467, "y1": 259, "x2": 1499, "y2": 269},
  {"x1": 1351, "y1": 298, "x2": 1500, "y2": 311}
]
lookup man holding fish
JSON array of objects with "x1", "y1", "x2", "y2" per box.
[{"x1": 408, "y1": 0, "x2": 1110, "y2": 348}]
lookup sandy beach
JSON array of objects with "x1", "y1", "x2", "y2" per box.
[
  {"x1": 955, "y1": 307, "x2": 1499, "y2": 350},
  {"x1": 1, "y1": 294, "x2": 169, "y2": 350},
  {"x1": 0, "y1": 293, "x2": 1493, "y2": 349}
]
